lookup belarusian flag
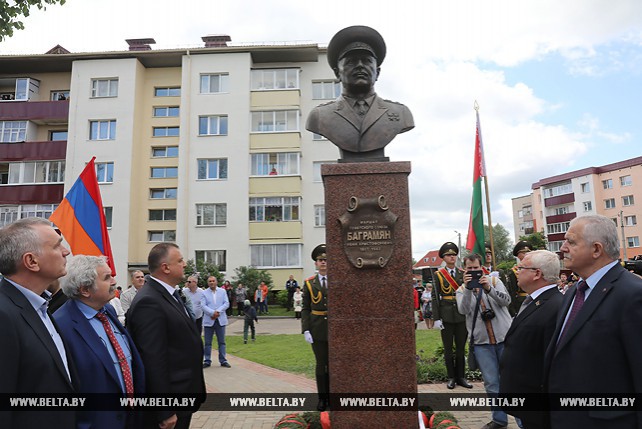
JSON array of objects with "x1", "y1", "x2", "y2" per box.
[{"x1": 465, "y1": 108, "x2": 486, "y2": 256}]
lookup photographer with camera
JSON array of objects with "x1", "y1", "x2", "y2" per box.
[{"x1": 457, "y1": 253, "x2": 513, "y2": 429}]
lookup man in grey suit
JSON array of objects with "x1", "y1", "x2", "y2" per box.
[
  {"x1": 544, "y1": 215, "x2": 642, "y2": 428},
  {"x1": 499, "y1": 250, "x2": 563, "y2": 429},
  {"x1": 0, "y1": 217, "x2": 76, "y2": 429},
  {"x1": 306, "y1": 25, "x2": 414, "y2": 162}
]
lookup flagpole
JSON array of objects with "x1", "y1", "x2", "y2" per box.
[{"x1": 474, "y1": 101, "x2": 497, "y2": 269}]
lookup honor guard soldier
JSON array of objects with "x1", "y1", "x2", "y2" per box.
[
  {"x1": 432, "y1": 242, "x2": 472, "y2": 389},
  {"x1": 301, "y1": 244, "x2": 330, "y2": 411},
  {"x1": 507, "y1": 241, "x2": 532, "y2": 316}
]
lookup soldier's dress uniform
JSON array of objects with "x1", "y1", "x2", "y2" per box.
[
  {"x1": 507, "y1": 241, "x2": 532, "y2": 317},
  {"x1": 301, "y1": 245, "x2": 329, "y2": 406},
  {"x1": 432, "y1": 242, "x2": 470, "y2": 388}
]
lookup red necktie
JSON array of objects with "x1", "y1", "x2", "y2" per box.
[
  {"x1": 95, "y1": 312, "x2": 134, "y2": 396},
  {"x1": 559, "y1": 280, "x2": 589, "y2": 342}
]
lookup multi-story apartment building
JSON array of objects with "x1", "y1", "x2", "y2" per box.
[
  {"x1": 512, "y1": 156, "x2": 642, "y2": 260},
  {"x1": 0, "y1": 36, "x2": 340, "y2": 288}
]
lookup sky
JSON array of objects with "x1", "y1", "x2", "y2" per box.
[{"x1": 2, "y1": 0, "x2": 642, "y2": 261}]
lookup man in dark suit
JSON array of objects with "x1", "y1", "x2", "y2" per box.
[
  {"x1": 432, "y1": 242, "x2": 472, "y2": 390},
  {"x1": 128, "y1": 243, "x2": 206, "y2": 429},
  {"x1": 54, "y1": 255, "x2": 145, "y2": 429},
  {"x1": 544, "y1": 215, "x2": 642, "y2": 428},
  {"x1": 301, "y1": 244, "x2": 330, "y2": 411},
  {"x1": 500, "y1": 250, "x2": 563, "y2": 429},
  {"x1": 0, "y1": 217, "x2": 76, "y2": 429},
  {"x1": 306, "y1": 25, "x2": 414, "y2": 162}
]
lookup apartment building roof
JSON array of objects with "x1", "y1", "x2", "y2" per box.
[{"x1": 532, "y1": 155, "x2": 642, "y2": 189}]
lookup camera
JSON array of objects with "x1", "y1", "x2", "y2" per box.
[
  {"x1": 466, "y1": 270, "x2": 483, "y2": 290},
  {"x1": 481, "y1": 308, "x2": 496, "y2": 321},
  {"x1": 623, "y1": 256, "x2": 642, "y2": 276}
]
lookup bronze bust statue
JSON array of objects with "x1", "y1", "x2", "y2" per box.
[{"x1": 306, "y1": 25, "x2": 414, "y2": 162}]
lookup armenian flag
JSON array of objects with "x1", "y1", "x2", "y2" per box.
[{"x1": 49, "y1": 157, "x2": 116, "y2": 275}]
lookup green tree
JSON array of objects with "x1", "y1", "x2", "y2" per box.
[
  {"x1": 0, "y1": 0, "x2": 67, "y2": 41},
  {"x1": 232, "y1": 266, "x2": 273, "y2": 303},
  {"x1": 183, "y1": 259, "x2": 223, "y2": 289},
  {"x1": 483, "y1": 223, "x2": 513, "y2": 263},
  {"x1": 519, "y1": 231, "x2": 548, "y2": 251}
]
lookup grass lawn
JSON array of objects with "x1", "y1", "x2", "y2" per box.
[{"x1": 224, "y1": 329, "x2": 443, "y2": 379}]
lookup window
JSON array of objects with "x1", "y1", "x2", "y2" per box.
[
  {"x1": 89, "y1": 120, "x2": 116, "y2": 140},
  {"x1": 154, "y1": 87, "x2": 181, "y2": 97},
  {"x1": 150, "y1": 188, "x2": 177, "y2": 199},
  {"x1": 251, "y1": 110, "x2": 299, "y2": 132},
  {"x1": 199, "y1": 115, "x2": 228, "y2": 136},
  {"x1": 548, "y1": 241, "x2": 563, "y2": 252},
  {"x1": 620, "y1": 175, "x2": 632, "y2": 187},
  {"x1": 250, "y1": 152, "x2": 299, "y2": 176},
  {"x1": 148, "y1": 230, "x2": 176, "y2": 242},
  {"x1": 580, "y1": 182, "x2": 590, "y2": 193},
  {"x1": 543, "y1": 183, "x2": 572, "y2": 198},
  {"x1": 200, "y1": 73, "x2": 229, "y2": 94},
  {"x1": 553, "y1": 206, "x2": 568, "y2": 215},
  {"x1": 612, "y1": 217, "x2": 618, "y2": 227},
  {"x1": 197, "y1": 158, "x2": 228, "y2": 180},
  {"x1": 91, "y1": 78, "x2": 118, "y2": 98},
  {"x1": 104, "y1": 207, "x2": 112, "y2": 229},
  {"x1": 604, "y1": 198, "x2": 616, "y2": 209},
  {"x1": 517, "y1": 206, "x2": 532, "y2": 218},
  {"x1": 314, "y1": 205, "x2": 325, "y2": 227},
  {"x1": 312, "y1": 133, "x2": 327, "y2": 141},
  {"x1": 602, "y1": 179, "x2": 613, "y2": 189},
  {"x1": 250, "y1": 243, "x2": 301, "y2": 268},
  {"x1": 152, "y1": 146, "x2": 178, "y2": 158},
  {"x1": 0, "y1": 161, "x2": 65, "y2": 185},
  {"x1": 95, "y1": 162, "x2": 114, "y2": 183},
  {"x1": 50, "y1": 130, "x2": 68, "y2": 141},
  {"x1": 20, "y1": 204, "x2": 58, "y2": 219},
  {"x1": 249, "y1": 197, "x2": 300, "y2": 222},
  {"x1": 195, "y1": 250, "x2": 226, "y2": 271},
  {"x1": 153, "y1": 106, "x2": 180, "y2": 117},
  {"x1": 196, "y1": 203, "x2": 227, "y2": 226},
  {"x1": 547, "y1": 222, "x2": 571, "y2": 234},
  {"x1": 0, "y1": 206, "x2": 19, "y2": 227},
  {"x1": 51, "y1": 91, "x2": 69, "y2": 101},
  {"x1": 150, "y1": 167, "x2": 178, "y2": 178},
  {"x1": 0, "y1": 121, "x2": 27, "y2": 142},
  {"x1": 251, "y1": 69, "x2": 299, "y2": 90},
  {"x1": 623, "y1": 195, "x2": 635, "y2": 206},
  {"x1": 153, "y1": 127, "x2": 179, "y2": 137},
  {"x1": 313, "y1": 161, "x2": 336, "y2": 182},
  {"x1": 583, "y1": 201, "x2": 592, "y2": 211},
  {"x1": 519, "y1": 221, "x2": 533, "y2": 232},
  {"x1": 627, "y1": 236, "x2": 640, "y2": 248},
  {"x1": 148, "y1": 209, "x2": 177, "y2": 221},
  {"x1": 625, "y1": 215, "x2": 637, "y2": 226},
  {"x1": 312, "y1": 80, "x2": 341, "y2": 99}
]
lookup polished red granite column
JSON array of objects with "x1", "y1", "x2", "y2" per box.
[{"x1": 322, "y1": 161, "x2": 417, "y2": 429}]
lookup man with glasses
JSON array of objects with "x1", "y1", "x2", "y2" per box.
[
  {"x1": 544, "y1": 215, "x2": 642, "y2": 428},
  {"x1": 500, "y1": 250, "x2": 563, "y2": 429},
  {"x1": 507, "y1": 241, "x2": 532, "y2": 316},
  {"x1": 457, "y1": 253, "x2": 512, "y2": 429},
  {"x1": 54, "y1": 255, "x2": 145, "y2": 429}
]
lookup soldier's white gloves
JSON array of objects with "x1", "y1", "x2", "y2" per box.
[
  {"x1": 433, "y1": 320, "x2": 444, "y2": 330},
  {"x1": 304, "y1": 331, "x2": 314, "y2": 344}
]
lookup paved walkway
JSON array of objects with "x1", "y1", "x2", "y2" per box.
[{"x1": 190, "y1": 317, "x2": 519, "y2": 429}]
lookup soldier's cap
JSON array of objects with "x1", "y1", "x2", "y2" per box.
[
  {"x1": 311, "y1": 244, "x2": 327, "y2": 261},
  {"x1": 513, "y1": 240, "x2": 532, "y2": 256},
  {"x1": 327, "y1": 25, "x2": 386, "y2": 69},
  {"x1": 439, "y1": 242, "x2": 459, "y2": 258},
  {"x1": 485, "y1": 243, "x2": 492, "y2": 254}
]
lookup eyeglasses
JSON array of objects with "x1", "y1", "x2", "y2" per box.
[{"x1": 516, "y1": 266, "x2": 539, "y2": 272}]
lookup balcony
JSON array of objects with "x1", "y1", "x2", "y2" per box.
[
  {"x1": 546, "y1": 212, "x2": 576, "y2": 224},
  {"x1": 0, "y1": 100, "x2": 69, "y2": 124},
  {"x1": 0, "y1": 184, "x2": 63, "y2": 205},
  {"x1": 0, "y1": 140, "x2": 66, "y2": 161},
  {"x1": 544, "y1": 193, "x2": 575, "y2": 207}
]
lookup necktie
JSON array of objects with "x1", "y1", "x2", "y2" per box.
[
  {"x1": 321, "y1": 277, "x2": 327, "y2": 288},
  {"x1": 95, "y1": 312, "x2": 134, "y2": 396},
  {"x1": 559, "y1": 280, "x2": 589, "y2": 341},
  {"x1": 173, "y1": 290, "x2": 190, "y2": 317},
  {"x1": 356, "y1": 100, "x2": 367, "y2": 116},
  {"x1": 517, "y1": 296, "x2": 533, "y2": 315},
  {"x1": 450, "y1": 270, "x2": 455, "y2": 277}
]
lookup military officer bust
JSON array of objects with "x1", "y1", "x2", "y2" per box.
[{"x1": 306, "y1": 25, "x2": 414, "y2": 162}]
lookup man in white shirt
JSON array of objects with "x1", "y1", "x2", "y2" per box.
[
  {"x1": 201, "y1": 276, "x2": 230, "y2": 368},
  {"x1": 184, "y1": 275, "x2": 204, "y2": 334}
]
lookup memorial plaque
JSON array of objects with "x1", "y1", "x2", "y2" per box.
[{"x1": 339, "y1": 195, "x2": 397, "y2": 268}]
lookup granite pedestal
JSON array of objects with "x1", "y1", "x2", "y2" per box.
[{"x1": 322, "y1": 161, "x2": 418, "y2": 429}]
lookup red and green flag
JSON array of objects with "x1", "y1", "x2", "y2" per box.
[{"x1": 465, "y1": 109, "x2": 486, "y2": 257}]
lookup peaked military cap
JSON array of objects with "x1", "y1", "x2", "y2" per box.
[
  {"x1": 485, "y1": 242, "x2": 492, "y2": 254},
  {"x1": 311, "y1": 244, "x2": 327, "y2": 261},
  {"x1": 513, "y1": 240, "x2": 532, "y2": 257},
  {"x1": 327, "y1": 25, "x2": 386, "y2": 69},
  {"x1": 439, "y1": 242, "x2": 459, "y2": 258}
]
